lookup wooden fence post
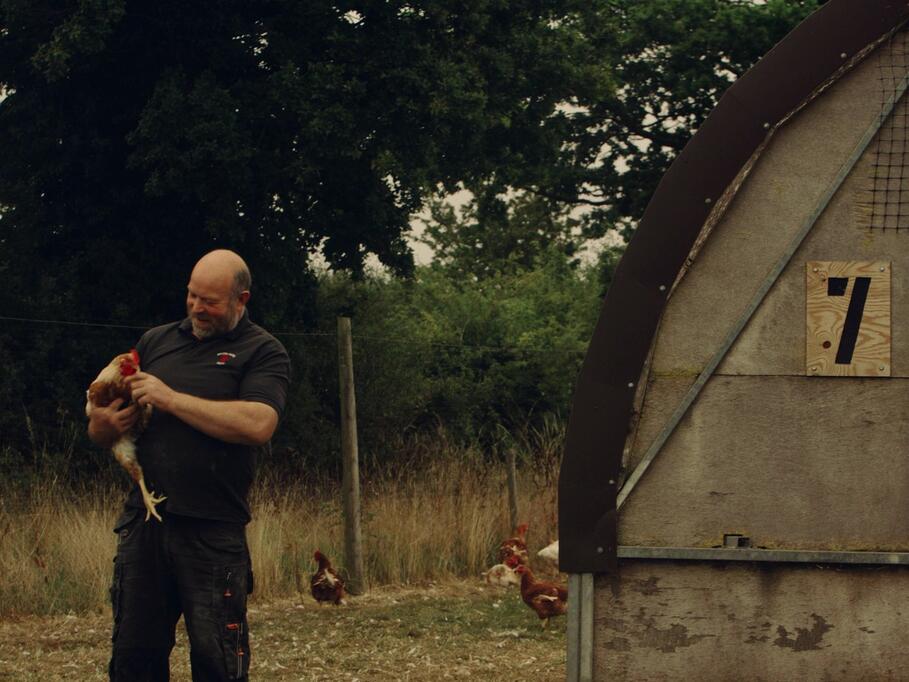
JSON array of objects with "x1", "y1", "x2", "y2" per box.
[
  {"x1": 506, "y1": 447, "x2": 519, "y2": 531},
  {"x1": 338, "y1": 316, "x2": 365, "y2": 594}
]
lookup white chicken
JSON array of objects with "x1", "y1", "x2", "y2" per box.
[
  {"x1": 481, "y1": 562, "x2": 520, "y2": 587},
  {"x1": 537, "y1": 540, "x2": 559, "y2": 569}
]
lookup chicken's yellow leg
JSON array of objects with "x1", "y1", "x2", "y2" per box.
[{"x1": 138, "y1": 476, "x2": 166, "y2": 522}]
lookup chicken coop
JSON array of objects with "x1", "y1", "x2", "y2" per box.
[{"x1": 559, "y1": 1, "x2": 909, "y2": 680}]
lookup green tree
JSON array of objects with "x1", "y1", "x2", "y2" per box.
[
  {"x1": 0, "y1": 0, "x2": 615, "y2": 459},
  {"x1": 419, "y1": 190, "x2": 586, "y2": 280},
  {"x1": 298, "y1": 256, "x2": 602, "y2": 469},
  {"x1": 545, "y1": 0, "x2": 823, "y2": 238},
  {"x1": 0, "y1": 0, "x2": 820, "y2": 467},
  {"x1": 419, "y1": 1, "x2": 821, "y2": 272}
]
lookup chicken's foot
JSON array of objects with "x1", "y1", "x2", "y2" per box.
[{"x1": 138, "y1": 476, "x2": 166, "y2": 522}]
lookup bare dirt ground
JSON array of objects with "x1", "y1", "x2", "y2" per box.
[{"x1": 0, "y1": 580, "x2": 565, "y2": 681}]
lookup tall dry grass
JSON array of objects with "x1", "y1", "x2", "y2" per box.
[{"x1": 0, "y1": 426, "x2": 562, "y2": 616}]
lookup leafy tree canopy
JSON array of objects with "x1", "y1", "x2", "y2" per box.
[
  {"x1": 0, "y1": 0, "x2": 618, "y2": 450},
  {"x1": 565, "y1": 0, "x2": 823, "y2": 239},
  {"x1": 426, "y1": 0, "x2": 823, "y2": 252},
  {"x1": 0, "y1": 0, "x2": 619, "y2": 298},
  {"x1": 419, "y1": 189, "x2": 588, "y2": 281},
  {"x1": 0, "y1": 0, "x2": 823, "y2": 463},
  {"x1": 0, "y1": 0, "x2": 824, "y2": 300}
]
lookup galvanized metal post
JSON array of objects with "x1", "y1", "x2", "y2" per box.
[
  {"x1": 580, "y1": 573, "x2": 595, "y2": 681},
  {"x1": 567, "y1": 574, "x2": 581, "y2": 682},
  {"x1": 567, "y1": 573, "x2": 595, "y2": 681}
]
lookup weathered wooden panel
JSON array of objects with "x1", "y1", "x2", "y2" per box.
[
  {"x1": 625, "y1": 43, "x2": 909, "y2": 477},
  {"x1": 623, "y1": 373, "x2": 696, "y2": 478},
  {"x1": 648, "y1": 46, "x2": 884, "y2": 380},
  {"x1": 641, "y1": 44, "x2": 909, "y2": 380},
  {"x1": 620, "y1": 375, "x2": 909, "y2": 550},
  {"x1": 597, "y1": 21, "x2": 909, "y2": 682},
  {"x1": 595, "y1": 562, "x2": 909, "y2": 681},
  {"x1": 806, "y1": 261, "x2": 890, "y2": 377},
  {"x1": 716, "y1": 220, "x2": 907, "y2": 378}
]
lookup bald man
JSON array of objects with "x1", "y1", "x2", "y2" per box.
[{"x1": 88, "y1": 249, "x2": 291, "y2": 682}]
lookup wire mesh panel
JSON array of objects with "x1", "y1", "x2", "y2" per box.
[{"x1": 859, "y1": 27, "x2": 909, "y2": 231}]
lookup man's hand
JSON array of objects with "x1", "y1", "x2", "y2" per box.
[
  {"x1": 127, "y1": 372, "x2": 178, "y2": 411},
  {"x1": 87, "y1": 398, "x2": 138, "y2": 448}
]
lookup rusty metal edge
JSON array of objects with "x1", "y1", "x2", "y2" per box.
[{"x1": 558, "y1": 0, "x2": 909, "y2": 575}]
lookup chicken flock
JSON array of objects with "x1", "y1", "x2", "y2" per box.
[
  {"x1": 488, "y1": 523, "x2": 567, "y2": 628},
  {"x1": 308, "y1": 525, "x2": 566, "y2": 629}
]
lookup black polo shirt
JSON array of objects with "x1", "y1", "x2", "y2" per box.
[{"x1": 126, "y1": 310, "x2": 291, "y2": 524}]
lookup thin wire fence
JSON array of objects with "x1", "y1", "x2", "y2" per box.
[
  {"x1": 0, "y1": 310, "x2": 586, "y2": 483},
  {"x1": 0, "y1": 314, "x2": 588, "y2": 356}
]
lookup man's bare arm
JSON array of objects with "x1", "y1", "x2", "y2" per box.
[{"x1": 127, "y1": 372, "x2": 278, "y2": 445}]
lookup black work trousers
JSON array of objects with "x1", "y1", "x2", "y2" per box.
[{"x1": 108, "y1": 507, "x2": 253, "y2": 681}]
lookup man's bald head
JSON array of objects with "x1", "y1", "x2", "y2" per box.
[
  {"x1": 186, "y1": 250, "x2": 252, "y2": 339},
  {"x1": 192, "y1": 249, "x2": 252, "y2": 300}
]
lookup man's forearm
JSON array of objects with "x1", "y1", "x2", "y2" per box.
[{"x1": 167, "y1": 393, "x2": 277, "y2": 445}]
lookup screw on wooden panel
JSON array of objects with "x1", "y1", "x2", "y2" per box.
[
  {"x1": 880, "y1": 266, "x2": 886, "y2": 272},
  {"x1": 880, "y1": 366, "x2": 886, "y2": 371},
  {"x1": 813, "y1": 267, "x2": 819, "y2": 272},
  {"x1": 659, "y1": 284, "x2": 666, "y2": 292},
  {"x1": 608, "y1": 479, "x2": 615, "y2": 485},
  {"x1": 811, "y1": 366, "x2": 819, "y2": 373},
  {"x1": 763, "y1": 122, "x2": 770, "y2": 130},
  {"x1": 627, "y1": 382, "x2": 634, "y2": 388},
  {"x1": 840, "y1": 52, "x2": 847, "y2": 58},
  {"x1": 705, "y1": 198, "x2": 712, "y2": 204},
  {"x1": 596, "y1": 547, "x2": 604, "y2": 554}
]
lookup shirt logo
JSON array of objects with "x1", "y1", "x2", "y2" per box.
[{"x1": 216, "y1": 352, "x2": 237, "y2": 366}]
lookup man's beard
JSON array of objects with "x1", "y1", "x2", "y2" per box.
[{"x1": 190, "y1": 307, "x2": 239, "y2": 340}]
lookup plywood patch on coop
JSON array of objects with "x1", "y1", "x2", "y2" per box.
[{"x1": 806, "y1": 261, "x2": 890, "y2": 376}]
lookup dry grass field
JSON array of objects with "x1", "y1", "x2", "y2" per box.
[
  {"x1": 0, "y1": 433, "x2": 565, "y2": 680},
  {"x1": 1, "y1": 435, "x2": 561, "y2": 615},
  {"x1": 0, "y1": 580, "x2": 566, "y2": 681}
]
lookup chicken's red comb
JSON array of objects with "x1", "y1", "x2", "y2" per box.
[
  {"x1": 119, "y1": 350, "x2": 139, "y2": 377},
  {"x1": 314, "y1": 550, "x2": 326, "y2": 562}
]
